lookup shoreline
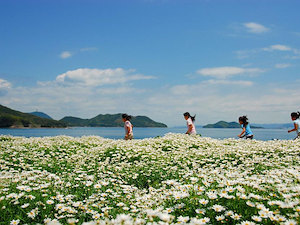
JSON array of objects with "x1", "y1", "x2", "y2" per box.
[
  {"x1": 1, "y1": 125, "x2": 168, "y2": 129},
  {"x1": 0, "y1": 129, "x2": 296, "y2": 141}
]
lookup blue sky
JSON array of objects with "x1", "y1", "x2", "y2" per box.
[{"x1": 0, "y1": 0, "x2": 299, "y2": 126}]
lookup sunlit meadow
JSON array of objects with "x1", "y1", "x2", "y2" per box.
[{"x1": 1, "y1": 134, "x2": 300, "y2": 225}]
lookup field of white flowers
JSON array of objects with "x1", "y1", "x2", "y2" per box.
[{"x1": 0, "y1": 134, "x2": 300, "y2": 225}]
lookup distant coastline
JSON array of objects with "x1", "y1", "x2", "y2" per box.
[
  {"x1": 202, "y1": 121, "x2": 291, "y2": 129},
  {"x1": 0, "y1": 104, "x2": 167, "y2": 128},
  {"x1": 1, "y1": 104, "x2": 292, "y2": 130},
  {"x1": 203, "y1": 121, "x2": 263, "y2": 129}
]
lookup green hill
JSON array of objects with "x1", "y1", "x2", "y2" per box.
[
  {"x1": 60, "y1": 113, "x2": 167, "y2": 127},
  {"x1": 29, "y1": 111, "x2": 53, "y2": 120},
  {"x1": 0, "y1": 104, "x2": 66, "y2": 128},
  {"x1": 203, "y1": 121, "x2": 240, "y2": 128},
  {"x1": 59, "y1": 117, "x2": 89, "y2": 127},
  {"x1": 203, "y1": 120, "x2": 262, "y2": 128}
]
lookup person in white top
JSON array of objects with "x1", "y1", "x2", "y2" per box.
[
  {"x1": 288, "y1": 111, "x2": 300, "y2": 140},
  {"x1": 122, "y1": 113, "x2": 133, "y2": 140},
  {"x1": 183, "y1": 112, "x2": 197, "y2": 135}
]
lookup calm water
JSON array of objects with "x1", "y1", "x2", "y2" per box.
[{"x1": 0, "y1": 127, "x2": 296, "y2": 141}]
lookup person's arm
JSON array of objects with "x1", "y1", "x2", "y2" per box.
[
  {"x1": 288, "y1": 123, "x2": 298, "y2": 133},
  {"x1": 186, "y1": 124, "x2": 193, "y2": 134},
  {"x1": 238, "y1": 127, "x2": 246, "y2": 137},
  {"x1": 126, "y1": 125, "x2": 131, "y2": 134},
  {"x1": 124, "y1": 123, "x2": 130, "y2": 139}
]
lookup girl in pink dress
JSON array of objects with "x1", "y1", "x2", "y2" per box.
[
  {"x1": 122, "y1": 114, "x2": 133, "y2": 140},
  {"x1": 183, "y1": 112, "x2": 196, "y2": 135}
]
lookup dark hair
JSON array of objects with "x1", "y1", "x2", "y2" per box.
[
  {"x1": 291, "y1": 111, "x2": 300, "y2": 119},
  {"x1": 122, "y1": 113, "x2": 132, "y2": 121},
  {"x1": 183, "y1": 112, "x2": 196, "y2": 122},
  {"x1": 239, "y1": 115, "x2": 249, "y2": 126}
]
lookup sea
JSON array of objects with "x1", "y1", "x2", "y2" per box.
[{"x1": 0, "y1": 127, "x2": 297, "y2": 141}]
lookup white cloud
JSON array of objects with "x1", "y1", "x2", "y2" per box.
[
  {"x1": 197, "y1": 66, "x2": 264, "y2": 79},
  {"x1": 0, "y1": 67, "x2": 155, "y2": 119},
  {"x1": 0, "y1": 78, "x2": 149, "y2": 121},
  {"x1": 0, "y1": 78, "x2": 11, "y2": 89},
  {"x1": 59, "y1": 48, "x2": 97, "y2": 59},
  {"x1": 263, "y1": 44, "x2": 292, "y2": 51},
  {"x1": 275, "y1": 63, "x2": 291, "y2": 69},
  {"x1": 1, "y1": 69, "x2": 299, "y2": 126},
  {"x1": 55, "y1": 68, "x2": 155, "y2": 86},
  {"x1": 236, "y1": 44, "x2": 300, "y2": 61},
  {"x1": 0, "y1": 85, "x2": 135, "y2": 119},
  {"x1": 244, "y1": 22, "x2": 269, "y2": 34},
  {"x1": 147, "y1": 81, "x2": 300, "y2": 125},
  {"x1": 60, "y1": 51, "x2": 72, "y2": 59},
  {"x1": 203, "y1": 79, "x2": 253, "y2": 86}
]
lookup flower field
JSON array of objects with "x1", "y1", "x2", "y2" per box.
[{"x1": 0, "y1": 134, "x2": 300, "y2": 225}]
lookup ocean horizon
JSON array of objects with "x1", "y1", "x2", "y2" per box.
[{"x1": 0, "y1": 127, "x2": 296, "y2": 141}]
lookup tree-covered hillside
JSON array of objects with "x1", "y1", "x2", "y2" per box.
[
  {"x1": 60, "y1": 113, "x2": 167, "y2": 127},
  {"x1": 0, "y1": 105, "x2": 66, "y2": 128},
  {"x1": 203, "y1": 120, "x2": 262, "y2": 128}
]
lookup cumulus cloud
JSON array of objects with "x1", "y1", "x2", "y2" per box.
[
  {"x1": 197, "y1": 67, "x2": 264, "y2": 79},
  {"x1": 60, "y1": 51, "x2": 72, "y2": 59},
  {"x1": 0, "y1": 71, "x2": 152, "y2": 120},
  {"x1": 263, "y1": 44, "x2": 292, "y2": 51},
  {"x1": 55, "y1": 68, "x2": 155, "y2": 86},
  {"x1": 244, "y1": 22, "x2": 269, "y2": 33},
  {"x1": 0, "y1": 67, "x2": 156, "y2": 119},
  {"x1": 0, "y1": 78, "x2": 11, "y2": 89}
]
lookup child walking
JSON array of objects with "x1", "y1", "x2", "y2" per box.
[
  {"x1": 183, "y1": 112, "x2": 197, "y2": 135},
  {"x1": 122, "y1": 114, "x2": 133, "y2": 140},
  {"x1": 288, "y1": 111, "x2": 300, "y2": 140},
  {"x1": 238, "y1": 115, "x2": 254, "y2": 139}
]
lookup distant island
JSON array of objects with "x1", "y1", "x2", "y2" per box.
[
  {"x1": 252, "y1": 123, "x2": 291, "y2": 129},
  {"x1": 0, "y1": 105, "x2": 66, "y2": 128},
  {"x1": 60, "y1": 114, "x2": 167, "y2": 127},
  {"x1": 203, "y1": 121, "x2": 263, "y2": 129},
  {"x1": 29, "y1": 111, "x2": 53, "y2": 120},
  {"x1": 0, "y1": 104, "x2": 167, "y2": 128}
]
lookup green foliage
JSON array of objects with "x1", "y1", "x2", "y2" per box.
[
  {"x1": 203, "y1": 121, "x2": 263, "y2": 129},
  {"x1": 60, "y1": 113, "x2": 167, "y2": 127},
  {"x1": 0, "y1": 104, "x2": 66, "y2": 128},
  {"x1": 203, "y1": 121, "x2": 241, "y2": 128}
]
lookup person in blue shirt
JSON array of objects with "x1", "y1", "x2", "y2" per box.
[{"x1": 238, "y1": 116, "x2": 254, "y2": 139}]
